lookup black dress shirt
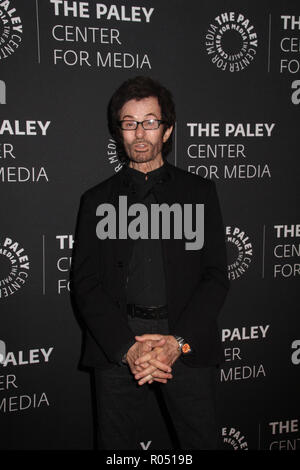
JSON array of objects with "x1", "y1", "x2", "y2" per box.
[{"x1": 123, "y1": 162, "x2": 168, "y2": 307}]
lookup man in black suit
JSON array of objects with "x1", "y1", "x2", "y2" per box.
[{"x1": 71, "y1": 76, "x2": 229, "y2": 450}]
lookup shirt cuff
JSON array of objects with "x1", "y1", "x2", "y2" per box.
[{"x1": 117, "y1": 339, "x2": 136, "y2": 366}]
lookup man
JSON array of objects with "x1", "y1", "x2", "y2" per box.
[{"x1": 70, "y1": 76, "x2": 229, "y2": 450}]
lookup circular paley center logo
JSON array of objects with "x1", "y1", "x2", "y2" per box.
[
  {"x1": 0, "y1": 0, "x2": 23, "y2": 61},
  {"x1": 106, "y1": 138, "x2": 125, "y2": 173},
  {"x1": 0, "y1": 237, "x2": 29, "y2": 298},
  {"x1": 205, "y1": 12, "x2": 258, "y2": 72},
  {"x1": 222, "y1": 427, "x2": 248, "y2": 450},
  {"x1": 226, "y1": 226, "x2": 253, "y2": 280}
]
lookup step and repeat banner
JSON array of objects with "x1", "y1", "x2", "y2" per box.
[{"x1": 1, "y1": 0, "x2": 299, "y2": 450}]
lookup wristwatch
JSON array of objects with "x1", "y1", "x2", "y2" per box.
[{"x1": 173, "y1": 336, "x2": 192, "y2": 355}]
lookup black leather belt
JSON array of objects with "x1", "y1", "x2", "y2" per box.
[{"x1": 127, "y1": 304, "x2": 168, "y2": 319}]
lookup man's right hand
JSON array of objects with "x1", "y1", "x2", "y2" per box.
[{"x1": 126, "y1": 335, "x2": 173, "y2": 385}]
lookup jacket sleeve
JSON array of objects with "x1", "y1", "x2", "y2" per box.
[
  {"x1": 172, "y1": 180, "x2": 230, "y2": 362},
  {"x1": 70, "y1": 191, "x2": 136, "y2": 365}
]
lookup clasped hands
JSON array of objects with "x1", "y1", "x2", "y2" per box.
[{"x1": 126, "y1": 334, "x2": 181, "y2": 386}]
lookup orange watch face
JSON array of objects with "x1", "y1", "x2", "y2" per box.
[{"x1": 182, "y1": 343, "x2": 191, "y2": 354}]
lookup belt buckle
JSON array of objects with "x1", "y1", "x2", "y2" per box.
[
  {"x1": 153, "y1": 309, "x2": 160, "y2": 319},
  {"x1": 131, "y1": 304, "x2": 166, "y2": 319},
  {"x1": 146, "y1": 305, "x2": 158, "y2": 319}
]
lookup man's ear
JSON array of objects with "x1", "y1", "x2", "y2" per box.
[{"x1": 163, "y1": 125, "x2": 174, "y2": 143}]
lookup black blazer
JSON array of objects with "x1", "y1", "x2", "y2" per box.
[{"x1": 70, "y1": 160, "x2": 230, "y2": 369}]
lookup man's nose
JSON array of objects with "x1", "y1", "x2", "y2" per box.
[{"x1": 135, "y1": 122, "x2": 146, "y2": 138}]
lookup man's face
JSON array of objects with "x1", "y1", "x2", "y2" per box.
[{"x1": 119, "y1": 96, "x2": 173, "y2": 164}]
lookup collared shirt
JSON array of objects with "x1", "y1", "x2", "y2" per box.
[{"x1": 123, "y1": 161, "x2": 168, "y2": 306}]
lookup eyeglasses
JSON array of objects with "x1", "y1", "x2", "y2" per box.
[{"x1": 118, "y1": 119, "x2": 165, "y2": 130}]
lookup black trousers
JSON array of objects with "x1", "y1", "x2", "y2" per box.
[{"x1": 94, "y1": 315, "x2": 220, "y2": 450}]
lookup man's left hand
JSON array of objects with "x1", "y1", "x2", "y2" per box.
[{"x1": 134, "y1": 334, "x2": 181, "y2": 385}]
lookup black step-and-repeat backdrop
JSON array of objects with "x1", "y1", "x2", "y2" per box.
[{"x1": 1, "y1": 0, "x2": 299, "y2": 450}]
